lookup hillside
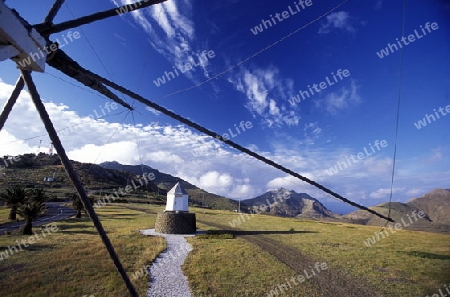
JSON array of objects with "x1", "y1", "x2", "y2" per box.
[
  {"x1": 242, "y1": 188, "x2": 337, "y2": 219},
  {"x1": 407, "y1": 188, "x2": 450, "y2": 225},
  {"x1": 1, "y1": 153, "x2": 138, "y2": 189},
  {"x1": 99, "y1": 161, "x2": 239, "y2": 210},
  {"x1": 100, "y1": 161, "x2": 196, "y2": 191},
  {"x1": 342, "y1": 188, "x2": 450, "y2": 234},
  {"x1": 0, "y1": 154, "x2": 239, "y2": 210}
]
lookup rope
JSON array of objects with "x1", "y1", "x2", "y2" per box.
[{"x1": 386, "y1": 0, "x2": 407, "y2": 220}]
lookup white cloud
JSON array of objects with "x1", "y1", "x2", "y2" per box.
[
  {"x1": 69, "y1": 141, "x2": 139, "y2": 164},
  {"x1": 363, "y1": 157, "x2": 393, "y2": 175},
  {"x1": 406, "y1": 188, "x2": 424, "y2": 198},
  {"x1": 146, "y1": 150, "x2": 184, "y2": 165},
  {"x1": 427, "y1": 147, "x2": 446, "y2": 162},
  {"x1": 229, "y1": 66, "x2": 300, "y2": 127},
  {"x1": 111, "y1": 0, "x2": 213, "y2": 84},
  {"x1": 316, "y1": 80, "x2": 361, "y2": 115},
  {"x1": 145, "y1": 106, "x2": 162, "y2": 115},
  {"x1": 369, "y1": 187, "x2": 405, "y2": 200},
  {"x1": 0, "y1": 130, "x2": 34, "y2": 156},
  {"x1": 196, "y1": 171, "x2": 233, "y2": 192},
  {"x1": 318, "y1": 11, "x2": 354, "y2": 34},
  {"x1": 303, "y1": 122, "x2": 322, "y2": 145}
]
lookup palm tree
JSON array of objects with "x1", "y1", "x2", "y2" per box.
[
  {"x1": 0, "y1": 186, "x2": 27, "y2": 220},
  {"x1": 16, "y1": 199, "x2": 46, "y2": 235},
  {"x1": 30, "y1": 187, "x2": 49, "y2": 203}
]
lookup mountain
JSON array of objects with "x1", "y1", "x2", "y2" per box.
[
  {"x1": 1, "y1": 153, "x2": 138, "y2": 189},
  {"x1": 100, "y1": 161, "x2": 195, "y2": 192},
  {"x1": 0, "y1": 154, "x2": 238, "y2": 210},
  {"x1": 342, "y1": 188, "x2": 450, "y2": 234},
  {"x1": 407, "y1": 188, "x2": 450, "y2": 225},
  {"x1": 242, "y1": 188, "x2": 337, "y2": 219}
]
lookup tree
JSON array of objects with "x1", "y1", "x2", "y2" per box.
[
  {"x1": 16, "y1": 199, "x2": 46, "y2": 235},
  {"x1": 71, "y1": 193, "x2": 92, "y2": 218},
  {"x1": 0, "y1": 186, "x2": 27, "y2": 220},
  {"x1": 30, "y1": 187, "x2": 49, "y2": 203}
]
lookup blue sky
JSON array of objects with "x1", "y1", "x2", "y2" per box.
[{"x1": 0, "y1": 0, "x2": 449, "y2": 214}]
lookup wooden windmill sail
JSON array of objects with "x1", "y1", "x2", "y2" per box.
[{"x1": 0, "y1": 0, "x2": 394, "y2": 296}]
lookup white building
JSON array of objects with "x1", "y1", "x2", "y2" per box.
[{"x1": 165, "y1": 182, "x2": 189, "y2": 212}]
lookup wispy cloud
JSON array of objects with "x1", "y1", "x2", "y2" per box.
[
  {"x1": 228, "y1": 66, "x2": 300, "y2": 127},
  {"x1": 369, "y1": 187, "x2": 405, "y2": 199},
  {"x1": 303, "y1": 122, "x2": 322, "y2": 145},
  {"x1": 318, "y1": 11, "x2": 354, "y2": 34},
  {"x1": 145, "y1": 106, "x2": 162, "y2": 116},
  {"x1": 375, "y1": 0, "x2": 383, "y2": 10},
  {"x1": 110, "y1": 0, "x2": 212, "y2": 83},
  {"x1": 315, "y1": 80, "x2": 362, "y2": 115}
]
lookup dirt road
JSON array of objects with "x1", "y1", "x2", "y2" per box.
[{"x1": 197, "y1": 219, "x2": 384, "y2": 297}]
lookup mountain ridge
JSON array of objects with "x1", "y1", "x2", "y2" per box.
[
  {"x1": 341, "y1": 188, "x2": 450, "y2": 234},
  {"x1": 242, "y1": 187, "x2": 337, "y2": 219}
]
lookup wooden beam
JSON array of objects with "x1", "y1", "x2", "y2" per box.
[
  {"x1": 0, "y1": 76, "x2": 24, "y2": 131},
  {"x1": 44, "y1": 0, "x2": 66, "y2": 24},
  {"x1": 0, "y1": 1, "x2": 47, "y2": 71},
  {"x1": 20, "y1": 69, "x2": 139, "y2": 297}
]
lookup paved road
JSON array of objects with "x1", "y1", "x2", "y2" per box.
[{"x1": 0, "y1": 202, "x2": 76, "y2": 234}]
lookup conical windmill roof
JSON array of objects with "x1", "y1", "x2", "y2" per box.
[{"x1": 167, "y1": 182, "x2": 188, "y2": 195}]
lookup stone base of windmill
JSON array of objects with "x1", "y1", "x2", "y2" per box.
[{"x1": 154, "y1": 212, "x2": 196, "y2": 234}]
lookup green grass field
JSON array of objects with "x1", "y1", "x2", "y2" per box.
[
  {"x1": 192, "y1": 211, "x2": 450, "y2": 296},
  {"x1": 0, "y1": 204, "x2": 448, "y2": 296},
  {"x1": 0, "y1": 205, "x2": 165, "y2": 297}
]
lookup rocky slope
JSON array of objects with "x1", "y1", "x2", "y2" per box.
[{"x1": 242, "y1": 188, "x2": 337, "y2": 219}]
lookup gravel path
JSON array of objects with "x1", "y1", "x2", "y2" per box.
[{"x1": 140, "y1": 229, "x2": 195, "y2": 297}]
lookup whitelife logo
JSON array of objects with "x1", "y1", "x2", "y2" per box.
[
  {"x1": 0, "y1": 224, "x2": 59, "y2": 261},
  {"x1": 414, "y1": 104, "x2": 450, "y2": 130},
  {"x1": 17, "y1": 31, "x2": 81, "y2": 68},
  {"x1": 152, "y1": 50, "x2": 215, "y2": 87},
  {"x1": 250, "y1": 0, "x2": 313, "y2": 35},
  {"x1": 363, "y1": 210, "x2": 426, "y2": 247},
  {"x1": 326, "y1": 140, "x2": 388, "y2": 176},
  {"x1": 266, "y1": 262, "x2": 328, "y2": 297},
  {"x1": 289, "y1": 69, "x2": 350, "y2": 106},
  {"x1": 376, "y1": 22, "x2": 439, "y2": 59},
  {"x1": 425, "y1": 283, "x2": 450, "y2": 297},
  {"x1": 214, "y1": 121, "x2": 253, "y2": 142}
]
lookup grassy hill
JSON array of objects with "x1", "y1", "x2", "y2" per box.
[{"x1": 0, "y1": 154, "x2": 239, "y2": 210}]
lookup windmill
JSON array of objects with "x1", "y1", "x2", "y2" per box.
[{"x1": 0, "y1": 1, "x2": 394, "y2": 296}]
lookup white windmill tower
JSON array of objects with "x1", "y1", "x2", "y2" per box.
[
  {"x1": 165, "y1": 182, "x2": 189, "y2": 212},
  {"x1": 155, "y1": 181, "x2": 196, "y2": 234}
]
